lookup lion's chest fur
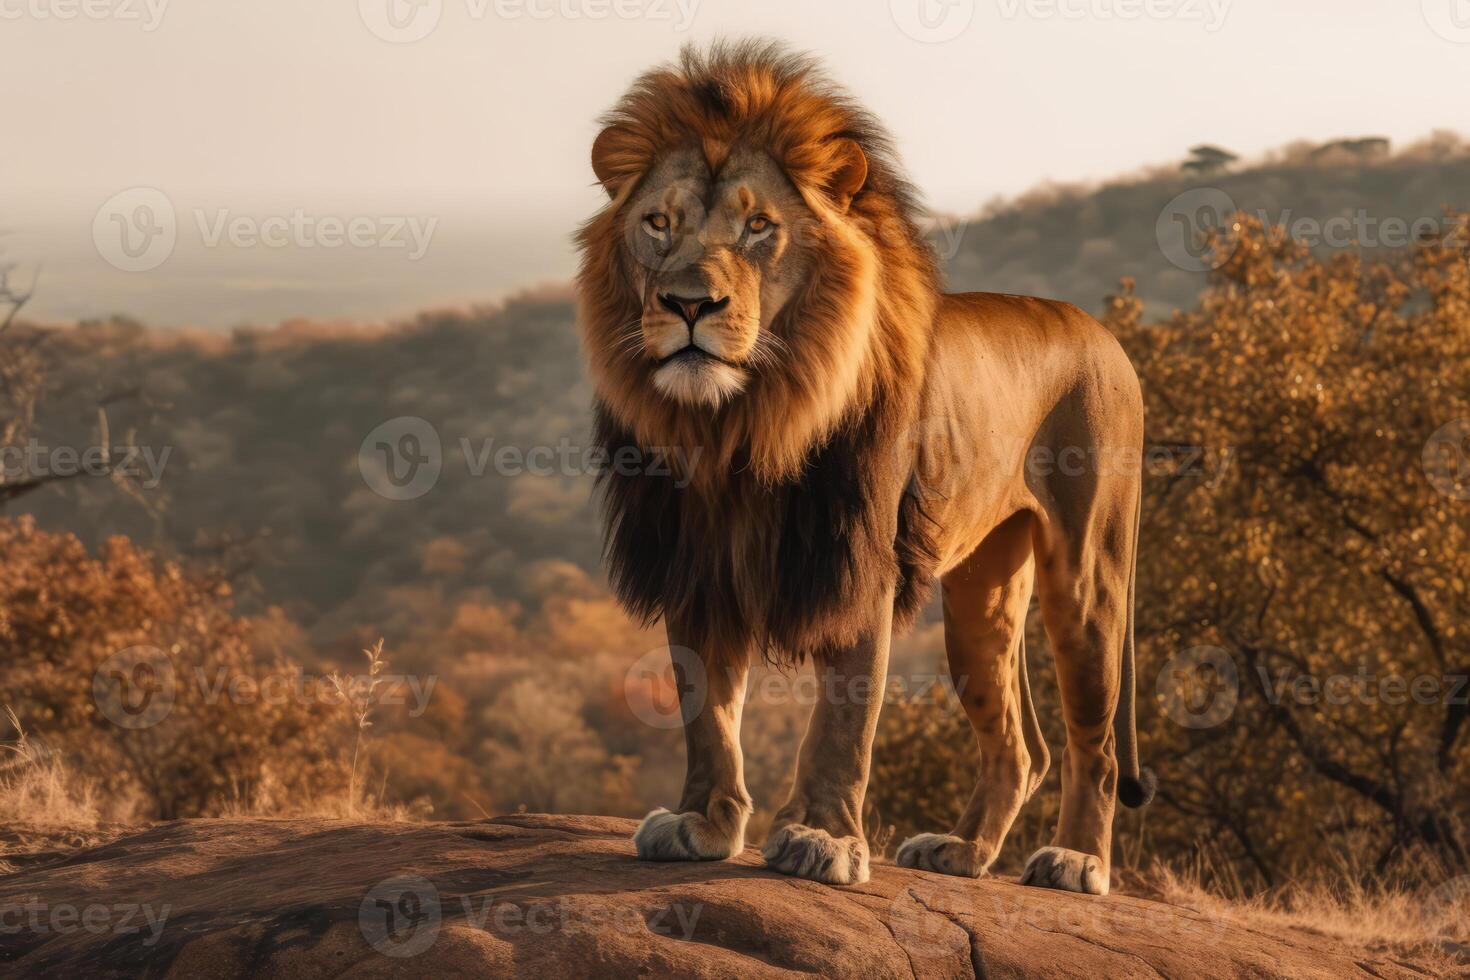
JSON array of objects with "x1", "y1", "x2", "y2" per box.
[{"x1": 595, "y1": 404, "x2": 937, "y2": 662}]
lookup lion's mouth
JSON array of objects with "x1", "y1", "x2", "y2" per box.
[
  {"x1": 656, "y1": 346, "x2": 734, "y2": 369},
  {"x1": 651, "y1": 346, "x2": 749, "y2": 408}
]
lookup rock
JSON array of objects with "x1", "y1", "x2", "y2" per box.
[{"x1": 0, "y1": 814, "x2": 1425, "y2": 978}]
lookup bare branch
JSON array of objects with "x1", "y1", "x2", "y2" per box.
[
  {"x1": 0, "y1": 258, "x2": 37, "y2": 334},
  {"x1": 0, "y1": 470, "x2": 85, "y2": 505}
]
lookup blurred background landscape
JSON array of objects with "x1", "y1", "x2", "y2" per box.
[{"x1": 3, "y1": 1, "x2": 1469, "y2": 967}]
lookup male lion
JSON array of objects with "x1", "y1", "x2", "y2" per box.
[{"x1": 577, "y1": 41, "x2": 1154, "y2": 894}]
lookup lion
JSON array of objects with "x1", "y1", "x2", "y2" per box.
[{"x1": 576, "y1": 40, "x2": 1154, "y2": 894}]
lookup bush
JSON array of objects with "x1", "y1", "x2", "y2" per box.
[{"x1": 0, "y1": 517, "x2": 346, "y2": 819}]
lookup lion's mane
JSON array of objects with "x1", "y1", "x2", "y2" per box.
[{"x1": 577, "y1": 40, "x2": 942, "y2": 661}]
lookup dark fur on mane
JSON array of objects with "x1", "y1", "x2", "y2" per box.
[{"x1": 595, "y1": 400, "x2": 938, "y2": 663}]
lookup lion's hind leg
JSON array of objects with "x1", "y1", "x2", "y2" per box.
[
  {"x1": 1021, "y1": 470, "x2": 1140, "y2": 897},
  {"x1": 896, "y1": 511, "x2": 1048, "y2": 879}
]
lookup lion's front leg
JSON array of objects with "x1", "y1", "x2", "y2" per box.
[
  {"x1": 763, "y1": 598, "x2": 892, "y2": 886},
  {"x1": 633, "y1": 626, "x2": 752, "y2": 862}
]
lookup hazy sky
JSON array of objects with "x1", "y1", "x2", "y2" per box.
[{"x1": 3, "y1": 0, "x2": 1468, "y2": 326}]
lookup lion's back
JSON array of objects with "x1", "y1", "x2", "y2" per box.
[{"x1": 931, "y1": 291, "x2": 1142, "y2": 421}]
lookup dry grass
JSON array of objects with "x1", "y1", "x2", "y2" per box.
[
  {"x1": 215, "y1": 639, "x2": 431, "y2": 823},
  {"x1": 328, "y1": 638, "x2": 390, "y2": 818},
  {"x1": 1139, "y1": 852, "x2": 1470, "y2": 973},
  {"x1": 0, "y1": 706, "x2": 99, "y2": 830},
  {"x1": 217, "y1": 780, "x2": 425, "y2": 822},
  {"x1": 0, "y1": 706, "x2": 104, "y2": 872}
]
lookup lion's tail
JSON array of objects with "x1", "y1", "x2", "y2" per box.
[{"x1": 1116, "y1": 484, "x2": 1157, "y2": 809}]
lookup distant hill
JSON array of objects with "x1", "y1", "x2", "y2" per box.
[
  {"x1": 13, "y1": 133, "x2": 1470, "y2": 637},
  {"x1": 18, "y1": 292, "x2": 598, "y2": 637},
  {"x1": 943, "y1": 131, "x2": 1470, "y2": 315}
]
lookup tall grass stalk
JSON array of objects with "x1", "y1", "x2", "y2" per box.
[{"x1": 329, "y1": 638, "x2": 388, "y2": 816}]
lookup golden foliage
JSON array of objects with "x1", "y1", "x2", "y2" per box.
[
  {"x1": 1114, "y1": 214, "x2": 1470, "y2": 882},
  {"x1": 0, "y1": 517, "x2": 345, "y2": 820}
]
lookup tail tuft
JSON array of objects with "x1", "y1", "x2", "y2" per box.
[{"x1": 1118, "y1": 767, "x2": 1157, "y2": 809}]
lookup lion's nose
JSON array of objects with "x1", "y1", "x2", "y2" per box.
[{"x1": 658, "y1": 293, "x2": 729, "y2": 329}]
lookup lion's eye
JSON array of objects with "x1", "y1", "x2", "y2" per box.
[
  {"x1": 744, "y1": 214, "x2": 775, "y2": 245},
  {"x1": 643, "y1": 213, "x2": 670, "y2": 235}
]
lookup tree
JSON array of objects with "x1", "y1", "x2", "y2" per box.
[
  {"x1": 1182, "y1": 145, "x2": 1240, "y2": 178},
  {"x1": 0, "y1": 251, "x2": 42, "y2": 504},
  {"x1": 0, "y1": 249, "x2": 150, "y2": 508},
  {"x1": 1107, "y1": 213, "x2": 1470, "y2": 881}
]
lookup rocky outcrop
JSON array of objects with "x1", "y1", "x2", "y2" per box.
[{"x1": 0, "y1": 814, "x2": 1428, "y2": 978}]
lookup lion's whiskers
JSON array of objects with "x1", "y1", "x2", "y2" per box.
[
  {"x1": 745, "y1": 330, "x2": 789, "y2": 373},
  {"x1": 609, "y1": 318, "x2": 646, "y2": 358}
]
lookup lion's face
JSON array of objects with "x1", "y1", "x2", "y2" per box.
[
  {"x1": 578, "y1": 47, "x2": 935, "y2": 485},
  {"x1": 620, "y1": 147, "x2": 817, "y2": 408}
]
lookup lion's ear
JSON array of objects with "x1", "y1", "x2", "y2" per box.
[
  {"x1": 591, "y1": 126, "x2": 640, "y2": 198},
  {"x1": 825, "y1": 138, "x2": 868, "y2": 213}
]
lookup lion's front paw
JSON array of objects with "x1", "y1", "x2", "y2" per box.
[
  {"x1": 1020, "y1": 846, "x2": 1109, "y2": 895},
  {"x1": 761, "y1": 824, "x2": 869, "y2": 885},
  {"x1": 633, "y1": 807, "x2": 743, "y2": 861},
  {"x1": 895, "y1": 833, "x2": 990, "y2": 878}
]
